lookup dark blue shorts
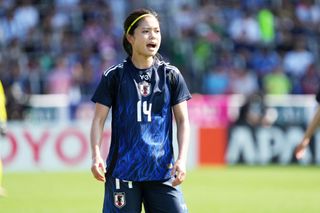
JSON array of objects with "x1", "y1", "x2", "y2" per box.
[{"x1": 102, "y1": 176, "x2": 188, "y2": 213}]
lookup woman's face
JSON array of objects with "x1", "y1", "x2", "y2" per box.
[{"x1": 128, "y1": 15, "x2": 161, "y2": 58}]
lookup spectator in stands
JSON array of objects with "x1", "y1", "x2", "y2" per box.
[
  {"x1": 203, "y1": 65, "x2": 230, "y2": 94},
  {"x1": 3, "y1": 61, "x2": 29, "y2": 120},
  {"x1": 13, "y1": 0, "x2": 39, "y2": 41},
  {"x1": 46, "y1": 56, "x2": 72, "y2": 94},
  {"x1": 257, "y1": 6, "x2": 275, "y2": 44},
  {"x1": 229, "y1": 65, "x2": 259, "y2": 96},
  {"x1": 283, "y1": 38, "x2": 314, "y2": 78},
  {"x1": 262, "y1": 65, "x2": 292, "y2": 95},
  {"x1": 250, "y1": 46, "x2": 281, "y2": 81},
  {"x1": 0, "y1": 8, "x2": 20, "y2": 45},
  {"x1": 283, "y1": 38, "x2": 314, "y2": 93},
  {"x1": 295, "y1": 0, "x2": 320, "y2": 33},
  {"x1": 300, "y1": 63, "x2": 320, "y2": 94},
  {"x1": 228, "y1": 10, "x2": 261, "y2": 51},
  {"x1": 174, "y1": 3, "x2": 196, "y2": 38}
]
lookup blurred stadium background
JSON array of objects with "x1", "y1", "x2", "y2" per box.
[{"x1": 1, "y1": 0, "x2": 320, "y2": 212}]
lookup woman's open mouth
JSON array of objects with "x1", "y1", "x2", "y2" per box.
[{"x1": 147, "y1": 43, "x2": 157, "y2": 49}]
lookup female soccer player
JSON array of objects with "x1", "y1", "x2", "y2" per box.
[
  {"x1": 90, "y1": 8, "x2": 191, "y2": 212},
  {"x1": 0, "y1": 80, "x2": 7, "y2": 196},
  {"x1": 295, "y1": 89, "x2": 320, "y2": 159}
]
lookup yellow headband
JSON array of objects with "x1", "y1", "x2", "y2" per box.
[{"x1": 126, "y1": 14, "x2": 152, "y2": 35}]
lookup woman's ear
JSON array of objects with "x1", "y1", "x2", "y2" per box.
[{"x1": 126, "y1": 34, "x2": 134, "y2": 45}]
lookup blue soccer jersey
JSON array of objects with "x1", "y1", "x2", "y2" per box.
[{"x1": 92, "y1": 57, "x2": 191, "y2": 181}]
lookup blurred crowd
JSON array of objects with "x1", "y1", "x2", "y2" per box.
[{"x1": 0, "y1": 0, "x2": 320, "y2": 120}]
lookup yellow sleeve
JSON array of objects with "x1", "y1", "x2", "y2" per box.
[{"x1": 0, "y1": 81, "x2": 7, "y2": 123}]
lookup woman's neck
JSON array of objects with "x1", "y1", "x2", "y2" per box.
[{"x1": 131, "y1": 54, "x2": 154, "y2": 69}]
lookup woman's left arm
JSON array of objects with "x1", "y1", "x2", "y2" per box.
[{"x1": 171, "y1": 100, "x2": 190, "y2": 186}]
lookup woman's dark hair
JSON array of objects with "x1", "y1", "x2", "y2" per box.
[{"x1": 122, "y1": 8, "x2": 159, "y2": 56}]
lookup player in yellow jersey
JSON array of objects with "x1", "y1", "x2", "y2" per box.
[{"x1": 0, "y1": 80, "x2": 7, "y2": 196}]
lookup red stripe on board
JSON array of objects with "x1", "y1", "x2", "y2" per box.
[{"x1": 199, "y1": 127, "x2": 227, "y2": 165}]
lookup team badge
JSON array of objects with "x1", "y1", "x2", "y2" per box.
[
  {"x1": 138, "y1": 81, "x2": 151, "y2": 97},
  {"x1": 114, "y1": 192, "x2": 126, "y2": 208}
]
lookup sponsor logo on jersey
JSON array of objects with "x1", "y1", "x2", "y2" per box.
[
  {"x1": 139, "y1": 73, "x2": 151, "y2": 81},
  {"x1": 114, "y1": 192, "x2": 126, "y2": 208},
  {"x1": 139, "y1": 81, "x2": 151, "y2": 97}
]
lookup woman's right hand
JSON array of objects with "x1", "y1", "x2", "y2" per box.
[{"x1": 91, "y1": 155, "x2": 106, "y2": 182}]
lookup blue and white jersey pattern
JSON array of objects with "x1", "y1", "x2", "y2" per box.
[{"x1": 92, "y1": 57, "x2": 191, "y2": 181}]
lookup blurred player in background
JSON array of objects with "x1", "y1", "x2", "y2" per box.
[
  {"x1": 295, "y1": 89, "x2": 320, "y2": 159},
  {"x1": 0, "y1": 80, "x2": 7, "y2": 196},
  {"x1": 90, "y1": 8, "x2": 191, "y2": 213}
]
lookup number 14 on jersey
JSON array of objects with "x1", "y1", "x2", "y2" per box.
[{"x1": 137, "y1": 100, "x2": 152, "y2": 122}]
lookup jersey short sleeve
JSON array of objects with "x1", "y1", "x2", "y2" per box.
[
  {"x1": 91, "y1": 66, "x2": 119, "y2": 107},
  {"x1": 167, "y1": 65, "x2": 192, "y2": 106}
]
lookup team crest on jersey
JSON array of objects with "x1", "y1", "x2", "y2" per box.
[
  {"x1": 114, "y1": 192, "x2": 126, "y2": 208},
  {"x1": 138, "y1": 81, "x2": 151, "y2": 97}
]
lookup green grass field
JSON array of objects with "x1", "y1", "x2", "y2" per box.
[{"x1": 1, "y1": 166, "x2": 320, "y2": 213}]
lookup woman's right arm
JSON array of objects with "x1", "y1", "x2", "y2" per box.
[{"x1": 90, "y1": 103, "x2": 110, "y2": 182}]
